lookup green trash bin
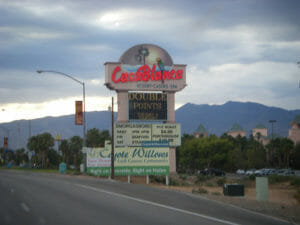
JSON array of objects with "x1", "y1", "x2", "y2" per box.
[
  {"x1": 223, "y1": 184, "x2": 244, "y2": 196},
  {"x1": 59, "y1": 162, "x2": 67, "y2": 174}
]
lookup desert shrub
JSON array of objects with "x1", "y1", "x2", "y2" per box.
[
  {"x1": 294, "y1": 189, "x2": 300, "y2": 204},
  {"x1": 150, "y1": 175, "x2": 165, "y2": 184},
  {"x1": 169, "y1": 178, "x2": 180, "y2": 186},
  {"x1": 249, "y1": 174, "x2": 256, "y2": 181},
  {"x1": 290, "y1": 177, "x2": 300, "y2": 187},
  {"x1": 217, "y1": 177, "x2": 227, "y2": 187},
  {"x1": 205, "y1": 182, "x2": 214, "y2": 187},
  {"x1": 192, "y1": 187, "x2": 208, "y2": 194},
  {"x1": 268, "y1": 175, "x2": 291, "y2": 184},
  {"x1": 196, "y1": 174, "x2": 213, "y2": 184},
  {"x1": 179, "y1": 174, "x2": 187, "y2": 180}
]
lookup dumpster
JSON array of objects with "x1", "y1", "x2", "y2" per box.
[{"x1": 223, "y1": 184, "x2": 244, "y2": 196}]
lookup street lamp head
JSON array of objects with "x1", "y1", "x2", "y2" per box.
[
  {"x1": 269, "y1": 120, "x2": 277, "y2": 123},
  {"x1": 36, "y1": 70, "x2": 43, "y2": 74}
]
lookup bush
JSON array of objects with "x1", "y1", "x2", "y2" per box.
[
  {"x1": 192, "y1": 187, "x2": 208, "y2": 194},
  {"x1": 150, "y1": 175, "x2": 165, "y2": 184},
  {"x1": 269, "y1": 175, "x2": 291, "y2": 184},
  {"x1": 196, "y1": 174, "x2": 213, "y2": 183},
  {"x1": 169, "y1": 178, "x2": 180, "y2": 186},
  {"x1": 179, "y1": 174, "x2": 187, "y2": 180},
  {"x1": 294, "y1": 189, "x2": 300, "y2": 204},
  {"x1": 290, "y1": 177, "x2": 300, "y2": 186},
  {"x1": 217, "y1": 178, "x2": 226, "y2": 187},
  {"x1": 249, "y1": 174, "x2": 256, "y2": 181},
  {"x1": 205, "y1": 182, "x2": 214, "y2": 187}
]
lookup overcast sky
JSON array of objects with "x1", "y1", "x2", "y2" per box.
[{"x1": 0, "y1": 0, "x2": 300, "y2": 123}]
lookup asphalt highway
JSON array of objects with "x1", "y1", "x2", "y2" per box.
[{"x1": 0, "y1": 170, "x2": 293, "y2": 225}]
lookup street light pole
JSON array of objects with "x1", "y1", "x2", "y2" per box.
[
  {"x1": 269, "y1": 120, "x2": 277, "y2": 141},
  {"x1": 268, "y1": 120, "x2": 277, "y2": 165},
  {"x1": 37, "y1": 70, "x2": 87, "y2": 173}
]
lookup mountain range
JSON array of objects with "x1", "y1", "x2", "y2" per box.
[{"x1": 1, "y1": 101, "x2": 299, "y2": 150}]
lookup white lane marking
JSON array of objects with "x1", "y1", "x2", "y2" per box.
[
  {"x1": 75, "y1": 184, "x2": 239, "y2": 225},
  {"x1": 20, "y1": 202, "x2": 30, "y2": 213}
]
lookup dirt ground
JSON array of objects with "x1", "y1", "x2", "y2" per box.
[{"x1": 113, "y1": 175, "x2": 300, "y2": 224}]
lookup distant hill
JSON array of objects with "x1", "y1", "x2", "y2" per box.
[
  {"x1": 176, "y1": 101, "x2": 300, "y2": 137},
  {"x1": 1, "y1": 101, "x2": 299, "y2": 150}
]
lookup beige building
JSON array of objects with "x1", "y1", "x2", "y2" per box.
[
  {"x1": 252, "y1": 123, "x2": 269, "y2": 145},
  {"x1": 194, "y1": 124, "x2": 208, "y2": 138},
  {"x1": 227, "y1": 123, "x2": 246, "y2": 138},
  {"x1": 288, "y1": 115, "x2": 300, "y2": 145}
]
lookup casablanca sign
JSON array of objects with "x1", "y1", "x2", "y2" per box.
[
  {"x1": 103, "y1": 44, "x2": 186, "y2": 175},
  {"x1": 105, "y1": 44, "x2": 186, "y2": 91}
]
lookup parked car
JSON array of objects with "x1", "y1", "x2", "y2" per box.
[
  {"x1": 294, "y1": 170, "x2": 300, "y2": 177},
  {"x1": 267, "y1": 169, "x2": 278, "y2": 175},
  {"x1": 254, "y1": 169, "x2": 263, "y2": 176},
  {"x1": 245, "y1": 169, "x2": 256, "y2": 176},
  {"x1": 236, "y1": 169, "x2": 245, "y2": 175},
  {"x1": 277, "y1": 169, "x2": 294, "y2": 176},
  {"x1": 200, "y1": 168, "x2": 225, "y2": 176}
]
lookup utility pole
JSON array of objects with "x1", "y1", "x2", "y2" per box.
[{"x1": 111, "y1": 97, "x2": 115, "y2": 179}]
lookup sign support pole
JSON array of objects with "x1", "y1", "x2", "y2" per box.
[{"x1": 111, "y1": 97, "x2": 115, "y2": 179}]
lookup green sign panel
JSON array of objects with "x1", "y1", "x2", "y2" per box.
[{"x1": 87, "y1": 144, "x2": 169, "y2": 176}]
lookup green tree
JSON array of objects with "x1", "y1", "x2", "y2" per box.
[
  {"x1": 69, "y1": 136, "x2": 83, "y2": 169},
  {"x1": 178, "y1": 135, "x2": 234, "y2": 173},
  {"x1": 47, "y1": 149, "x2": 61, "y2": 168},
  {"x1": 27, "y1": 132, "x2": 54, "y2": 168},
  {"x1": 0, "y1": 148, "x2": 4, "y2": 165},
  {"x1": 291, "y1": 143, "x2": 300, "y2": 169},
  {"x1": 280, "y1": 138, "x2": 294, "y2": 168},
  {"x1": 266, "y1": 137, "x2": 294, "y2": 168},
  {"x1": 86, "y1": 128, "x2": 110, "y2": 147},
  {"x1": 15, "y1": 148, "x2": 28, "y2": 166},
  {"x1": 59, "y1": 139, "x2": 71, "y2": 166}
]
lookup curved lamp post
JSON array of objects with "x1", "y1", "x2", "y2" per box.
[{"x1": 36, "y1": 70, "x2": 86, "y2": 173}]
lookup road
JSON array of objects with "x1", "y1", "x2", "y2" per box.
[{"x1": 0, "y1": 170, "x2": 293, "y2": 225}]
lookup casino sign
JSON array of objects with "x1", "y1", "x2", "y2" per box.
[{"x1": 105, "y1": 44, "x2": 186, "y2": 92}]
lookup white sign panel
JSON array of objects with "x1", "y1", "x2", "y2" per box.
[
  {"x1": 152, "y1": 124, "x2": 181, "y2": 146},
  {"x1": 115, "y1": 123, "x2": 152, "y2": 146},
  {"x1": 114, "y1": 123, "x2": 181, "y2": 147}
]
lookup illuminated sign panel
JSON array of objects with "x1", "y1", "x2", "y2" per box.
[
  {"x1": 114, "y1": 123, "x2": 181, "y2": 147},
  {"x1": 128, "y1": 92, "x2": 167, "y2": 121},
  {"x1": 105, "y1": 63, "x2": 186, "y2": 91},
  {"x1": 105, "y1": 44, "x2": 186, "y2": 92}
]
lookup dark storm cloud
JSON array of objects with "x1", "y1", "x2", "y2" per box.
[{"x1": 0, "y1": 0, "x2": 299, "y2": 121}]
